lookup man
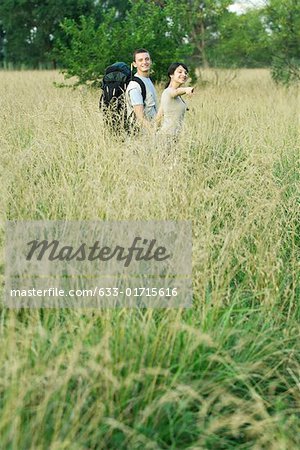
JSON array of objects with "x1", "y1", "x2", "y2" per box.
[{"x1": 126, "y1": 48, "x2": 158, "y2": 131}]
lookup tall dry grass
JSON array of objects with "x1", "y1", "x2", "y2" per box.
[{"x1": 0, "y1": 69, "x2": 299, "y2": 449}]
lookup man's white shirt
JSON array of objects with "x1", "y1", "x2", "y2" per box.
[{"x1": 126, "y1": 75, "x2": 158, "y2": 120}]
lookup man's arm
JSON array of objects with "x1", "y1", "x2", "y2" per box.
[
  {"x1": 133, "y1": 105, "x2": 153, "y2": 130},
  {"x1": 128, "y1": 84, "x2": 153, "y2": 131}
]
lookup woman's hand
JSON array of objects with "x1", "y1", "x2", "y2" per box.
[
  {"x1": 155, "y1": 106, "x2": 163, "y2": 128},
  {"x1": 185, "y1": 87, "x2": 194, "y2": 96}
]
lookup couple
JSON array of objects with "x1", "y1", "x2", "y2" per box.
[{"x1": 126, "y1": 48, "x2": 194, "y2": 138}]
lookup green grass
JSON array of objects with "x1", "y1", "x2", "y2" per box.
[{"x1": 0, "y1": 69, "x2": 299, "y2": 449}]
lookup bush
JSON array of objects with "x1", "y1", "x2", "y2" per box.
[
  {"x1": 54, "y1": 0, "x2": 193, "y2": 86},
  {"x1": 271, "y1": 56, "x2": 300, "y2": 86}
]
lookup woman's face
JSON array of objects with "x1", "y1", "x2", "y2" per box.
[{"x1": 171, "y1": 66, "x2": 188, "y2": 85}]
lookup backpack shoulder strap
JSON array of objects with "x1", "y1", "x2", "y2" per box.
[{"x1": 132, "y1": 76, "x2": 147, "y2": 104}]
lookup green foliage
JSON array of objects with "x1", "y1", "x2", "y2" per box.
[
  {"x1": 2, "y1": 0, "x2": 299, "y2": 83},
  {"x1": 0, "y1": 22, "x2": 4, "y2": 65},
  {"x1": 164, "y1": 0, "x2": 232, "y2": 67},
  {"x1": 55, "y1": 12, "x2": 123, "y2": 86},
  {"x1": 211, "y1": 9, "x2": 272, "y2": 68},
  {"x1": 55, "y1": 0, "x2": 193, "y2": 85},
  {"x1": 56, "y1": 0, "x2": 275, "y2": 86},
  {"x1": 0, "y1": 0, "x2": 97, "y2": 68},
  {"x1": 100, "y1": 0, "x2": 131, "y2": 19},
  {"x1": 266, "y1": 0, "x2": 300, "y2": 85},
  {"x1": 120, "y1": 0, "x2": 194, "y2": 81},
  {"x1": 271, "y1": 56, "x2": 300, "y2": 86}
]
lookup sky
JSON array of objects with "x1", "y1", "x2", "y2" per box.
[{"x1": 229, "y1": 0, "x2": 266, "y2": 14}]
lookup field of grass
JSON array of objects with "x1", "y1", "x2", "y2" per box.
[{"x1": 0, "y1": 69, "x2": 299, "y2": 449}]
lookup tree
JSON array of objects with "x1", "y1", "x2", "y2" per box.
[
  {"x1": 210, "y1": 9, "x2": 271, "y2": 67},
  {"x1": 0, "y1": 22, "x2": 5, "y2": 66},
  {"x1": 122, "y1": 0, "x2": 193, "y2": 79},
  {"x1": 0, "y1": 0, "x2": 97, "y2": 68},
  {"x1": 100, "y1": 0, "x2": 131, "y2": 19},
  {"x1": 164, "y1": 0, "x2": 232, "y2": 67},
  {"x1": 265, "y1": 0, "x2": 300, "y2": 84},
  {"x1": 55, "y1": 0, "x2": 193, "y2": 85}
]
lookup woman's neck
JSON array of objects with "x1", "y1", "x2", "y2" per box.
[{"x1": 169, "y1": 80, "x2": 181, "y2": 89}]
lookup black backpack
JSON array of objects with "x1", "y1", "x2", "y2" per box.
[{"x1": 99, "y1": 62, "x2": 146, "y2": 133}]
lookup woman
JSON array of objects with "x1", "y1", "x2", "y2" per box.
[{"x1": 157, "y1": 62, "x2": 194, "y2": 138}]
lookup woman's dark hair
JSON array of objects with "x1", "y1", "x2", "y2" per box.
[{"x1": 165, "y1": 62, "x2": 189, "y2": 88}]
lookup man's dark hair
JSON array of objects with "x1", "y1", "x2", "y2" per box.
[{"x1": 133, "y1": 48, "x2": 150, "y2": 62}]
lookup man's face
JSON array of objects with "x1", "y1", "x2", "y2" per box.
[{"x1": 133, "y1": 52, "x2": 152, "y2": 74}]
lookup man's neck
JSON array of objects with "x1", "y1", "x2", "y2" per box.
[{"x1": 136, "y1": 70, "x2": 150, "y2": 78}]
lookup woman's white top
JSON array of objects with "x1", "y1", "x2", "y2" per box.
[{"x1": 159, "y1": 87, "x2": 187, "y2": 136}]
